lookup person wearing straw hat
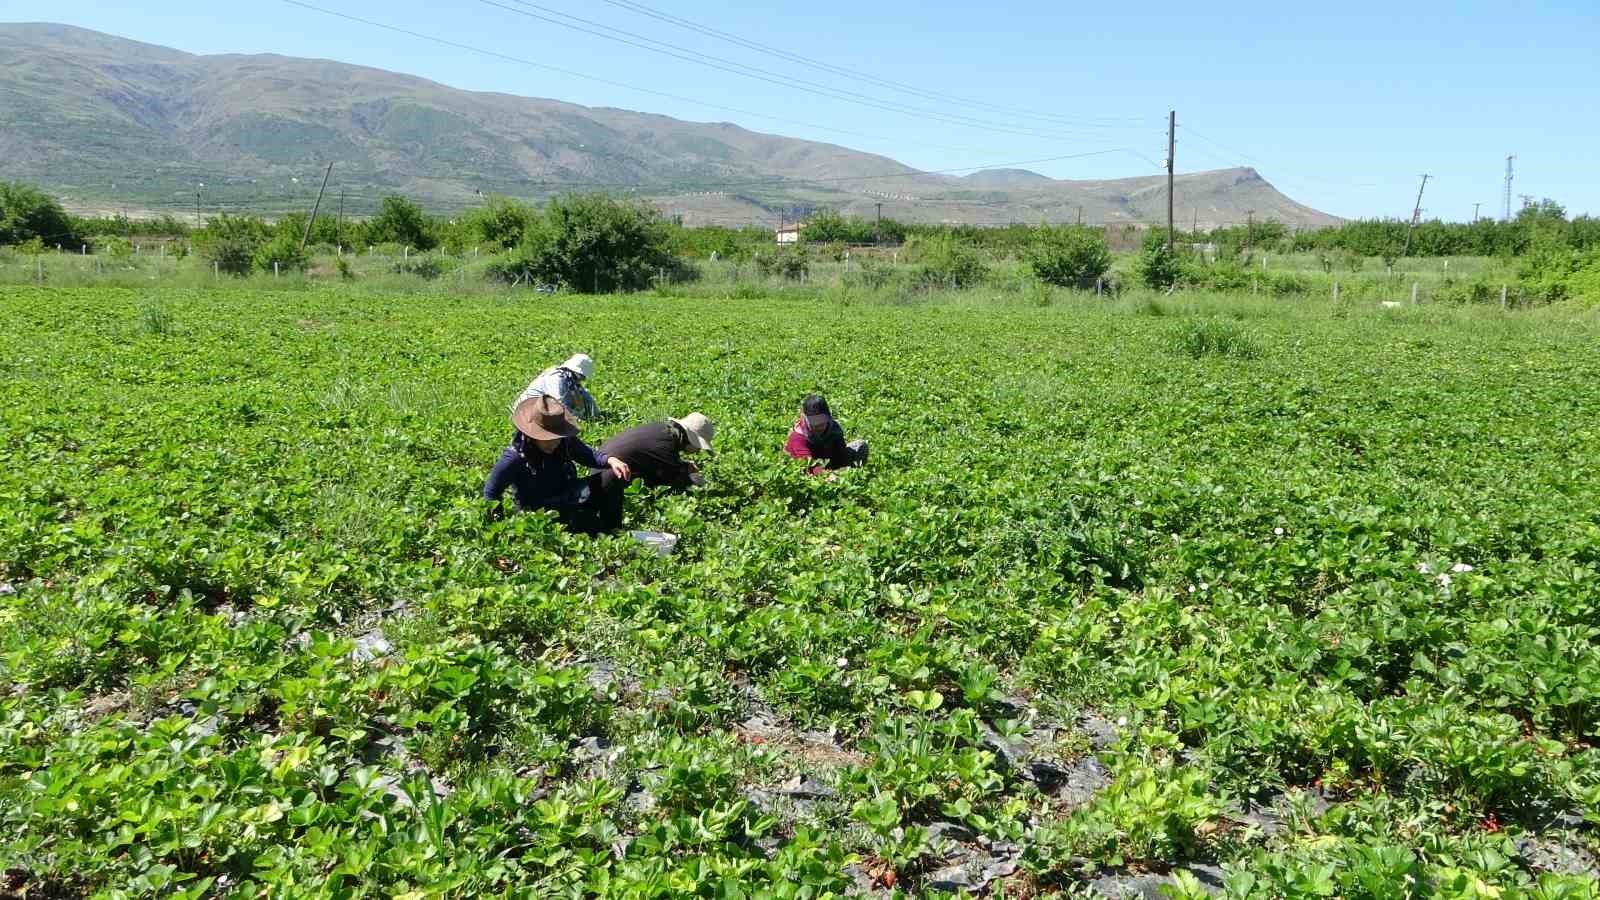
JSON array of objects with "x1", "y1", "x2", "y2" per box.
[
  {"x1": 784, "y1": 394, "x2": 867, "y2": 475},
  {"x1": 598, "y1": 413, "x2": 716, "y2": 491},
  {"x1": 483, "y1": 395, "x2": 632, "y2": 533},
  {"x1": 511, "y1": 353, "x2": 600, "y2": 421}
]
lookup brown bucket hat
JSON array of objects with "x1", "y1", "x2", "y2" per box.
[{"x1": 512, "y1": 395, "x2": 578, "y2": 440}]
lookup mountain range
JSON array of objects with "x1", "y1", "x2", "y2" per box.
[{"x1": 0, "y1": 22, "x2": 1341, "y2": 228}]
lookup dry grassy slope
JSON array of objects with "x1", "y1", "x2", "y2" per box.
[{"x1": 0, "y1": 23, "x2": 1340, "y2": 227}]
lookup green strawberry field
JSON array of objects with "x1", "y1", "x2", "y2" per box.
[{"x1": 2, "y1": 284, "x2": 1598, "y2": 898}]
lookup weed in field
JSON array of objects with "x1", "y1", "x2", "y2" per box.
[
  {"x1": 1172, "y1": 317, "x2": 1262, "y2": 359},
  {"x1": 137, "y1": 298, "x2": 173, "y2": 335}
]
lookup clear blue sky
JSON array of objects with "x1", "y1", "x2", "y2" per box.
[{"x1": 8, "y1": 0, "x2": 1598, "y2": 220}]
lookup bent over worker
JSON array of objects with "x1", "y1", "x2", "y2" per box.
[
  {"x1": 511, "y1": 353, "x2": 600, "y2": 421},
  {"x1": 484, "y1": 396, "x2": 631, "y2": 533},
  {"x1": 599, "y1": 413, "x2": 715, "y2": 491},
  {"x1": 784, "y1": 394, "x2": 868, "y2": 475}
]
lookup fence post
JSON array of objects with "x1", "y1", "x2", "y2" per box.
[
  {"x1": 1096, "y1": 277, "x2": 1103, "y2": 296},
  {"x1": 274, "y1": 262, "x2": 280, "y2": 278},
  {"x1": 214, "y1": 261, "x2": 220, "y2": 280},
  {"x1": 1411, "y1": 282, "x2": 1418, "y2": 304},
  {"x1": 1333, "y1": 281, "x2": 1340, "y2": 302},
  {"x1": 1501, "y1": 285, "x2": 1508, "y2": 309},
  {"x1": 81, "y1": 244, "x2": 87, "y2": 255}
]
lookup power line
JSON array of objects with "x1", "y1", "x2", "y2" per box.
[
  {"x1": 1177, "y1": 122, "x2": 1388, "y2": 193},
  {"x1": 477, "y1": 0, "x2": 1140, "y2": 143},
  {"x1": 591, "y1": 0, "x2": 1151, "y2": 130},
  {"x1": 279, "y1": 0, "x2": 983, "y2": 155}
]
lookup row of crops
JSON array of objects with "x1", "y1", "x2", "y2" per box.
[{"x1": 1, "y1": 286, "x2": 1597, "y2": 897}]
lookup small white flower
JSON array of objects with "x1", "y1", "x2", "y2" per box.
[
  {"x1": 1187, "y1": 585, "x2": 1196, "y2": 593},
  {"x1": 1417, "y1": 562, "x2": 1434, "y2": 575},
  {"x1": 1200, "y1": 583, "x2": 1210, "y2": 591},
  {"x1": 1436, "y1": 573, "x2": 1453, "y2": 588},
  {"x1": 1273, "y1": 527, "x2": 1284, "y2": 536},
  {"x1": 1451, "y1": 563, "x2": 1474, "y2": 573},
  {"x1": 836, "y1": 657, "x2": 849, "y2": 668},
  {"x1": 1116, "y1": 716, "x2": 1128, "y2": 727}
]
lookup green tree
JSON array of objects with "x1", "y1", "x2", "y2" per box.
[
  {"x1": 1027, "y1": 226, "x2": 1112, "y2": 288},
  {"x1": 456, "y1": 196, "x2": 539, "y2": 251},
  {"x1": 196, "y1": 214, "x2": 269, "y2": 276},
  {"x1": 367, "y1": 196, "x2": 437, "y2": 250},
  {"x1": 909, "y1": 233, "x2": 987, "y2": 289},
  {"x1": 1135, "y1": 229, "x2": 1182, "y2": 289},
  {"x1": 0, "y1": 182, "x2": 78, "y2": 248},
  {"x1": 492, "y1": 194, "x2": 677, "y2": 293}
]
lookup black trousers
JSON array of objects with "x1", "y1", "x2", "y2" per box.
[{"x1": 554, "y1": 470, "x2": 626, "y2": 535}]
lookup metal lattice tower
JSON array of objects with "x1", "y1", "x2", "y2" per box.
[{"x1": 1503, "y1": 155, "x2": 1515, "y2": 221}]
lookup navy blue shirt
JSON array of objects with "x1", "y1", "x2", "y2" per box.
[{"x1": 483, "y1": 432, "x2": 612, "y2": 511}]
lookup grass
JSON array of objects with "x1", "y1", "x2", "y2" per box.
[{"x1": 1171, "y1": 317, "x2": 1262, "y2": 359}]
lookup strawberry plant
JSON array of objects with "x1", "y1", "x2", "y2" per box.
[{"x1": 2, "y1": 284, "x2": 1598, "y2": 895}]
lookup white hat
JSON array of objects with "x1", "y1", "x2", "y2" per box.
[
  {"x1": 561, "y1": 353, "x2": 594, "y2": 379},
  {"x1": 670, "y1": 412, "x2": 715, "y2": 451}
]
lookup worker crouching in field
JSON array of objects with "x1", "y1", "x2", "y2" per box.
[
  {"x1": 599, "y1": 413, "x2": 716, "y2": 491},
  {"x1": 511, "y1": 353, "x2": 600, "y2": 421},
  {"x1": 785, "y1": 394, "x2": 867, "y2": 475},
  {"x1": 483, "y1": 396, "x2": 632, "y2": 533}
]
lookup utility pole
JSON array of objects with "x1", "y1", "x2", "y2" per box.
[
  {"x1": 1246, "y1": 210, "x2": 1255, "y2": 250},
  {"x1": 300, "y1": 161, "x2": 334, "y2": 251},
  {"x1": 1402, "y1": 173, "x2": 1430, "y2": 256},
  {"x1": 195, "y1": 183, "x2": 204, "y2": 228},
  {"x1": 874, "y1": 202, "x2": 882, "y2": 245},
  {"x1": 337, "y1": 189, "x2": 345, "y2": 250},
  {"x1": 1502, "y1": 155, "x2": 1515, "y2": 222},
  {"x1": 1472, "y1": 202, "x2": 1481, "y2": 223},
  {"x1": 1076, "y1": 205, "x2": 1083, "y2": 226},
  {"x1": 1192, "y1": 208, "x2": 1198, "y2": 235},
  {"x1": 1166, "y1": 109, "x2": 1176, "y2": 251}
]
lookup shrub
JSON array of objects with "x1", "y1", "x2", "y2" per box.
[
  {"x1": 494, "y1": 194, "x2": 677, "y2": 293},
  {"x1": 844, "y1": 256, "x2": 894, "y2": 290},
  {"x1": 367, "y1": 196, "x2": 437, "y2": 251},
  {"x1": 0, "y1": 181, "x2": 78, "y2": 247},
  {"x1": 1026, "y1": 226, "x2": 1112, "y2": 288},
  {"x1": 1264, "y1": 272, "x2": 1312, "y2": 296},
  {"x1": 1172, "y1": 318, "x2": 1262, "y2": 359},
  {"x1": 391, "y1": 255, "x2": 447, "y2": 280},
  {"x1": 755, "y1": 247, "x2": 811, "y2": 281},
  {"x1": 196, "y1": 215, "x2": 269, "y2": 276},
  {"x1": 458, "y1": 196, "x2": 539, "y2": 251},
  {"x1": 253, "y1": 233, "x2": 309, "y2": 274},
  {"x1": 909, "y1": 234, "x2": 987, "y2": 289},
  {"x1": 1135, "y1": 230, "x2": 1182, "y2": 290},
  {"x1": 1185, "y1": 259, "x2": 1252, "y2": 293}
]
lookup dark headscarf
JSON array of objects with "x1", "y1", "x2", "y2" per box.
[{"x1": 799, "y1": 394, "x2": 843, "y2": 453}]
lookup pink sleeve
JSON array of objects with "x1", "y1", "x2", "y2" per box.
[{"x1": 784, "y1": 426, "x2": 812, "y2": 460}]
